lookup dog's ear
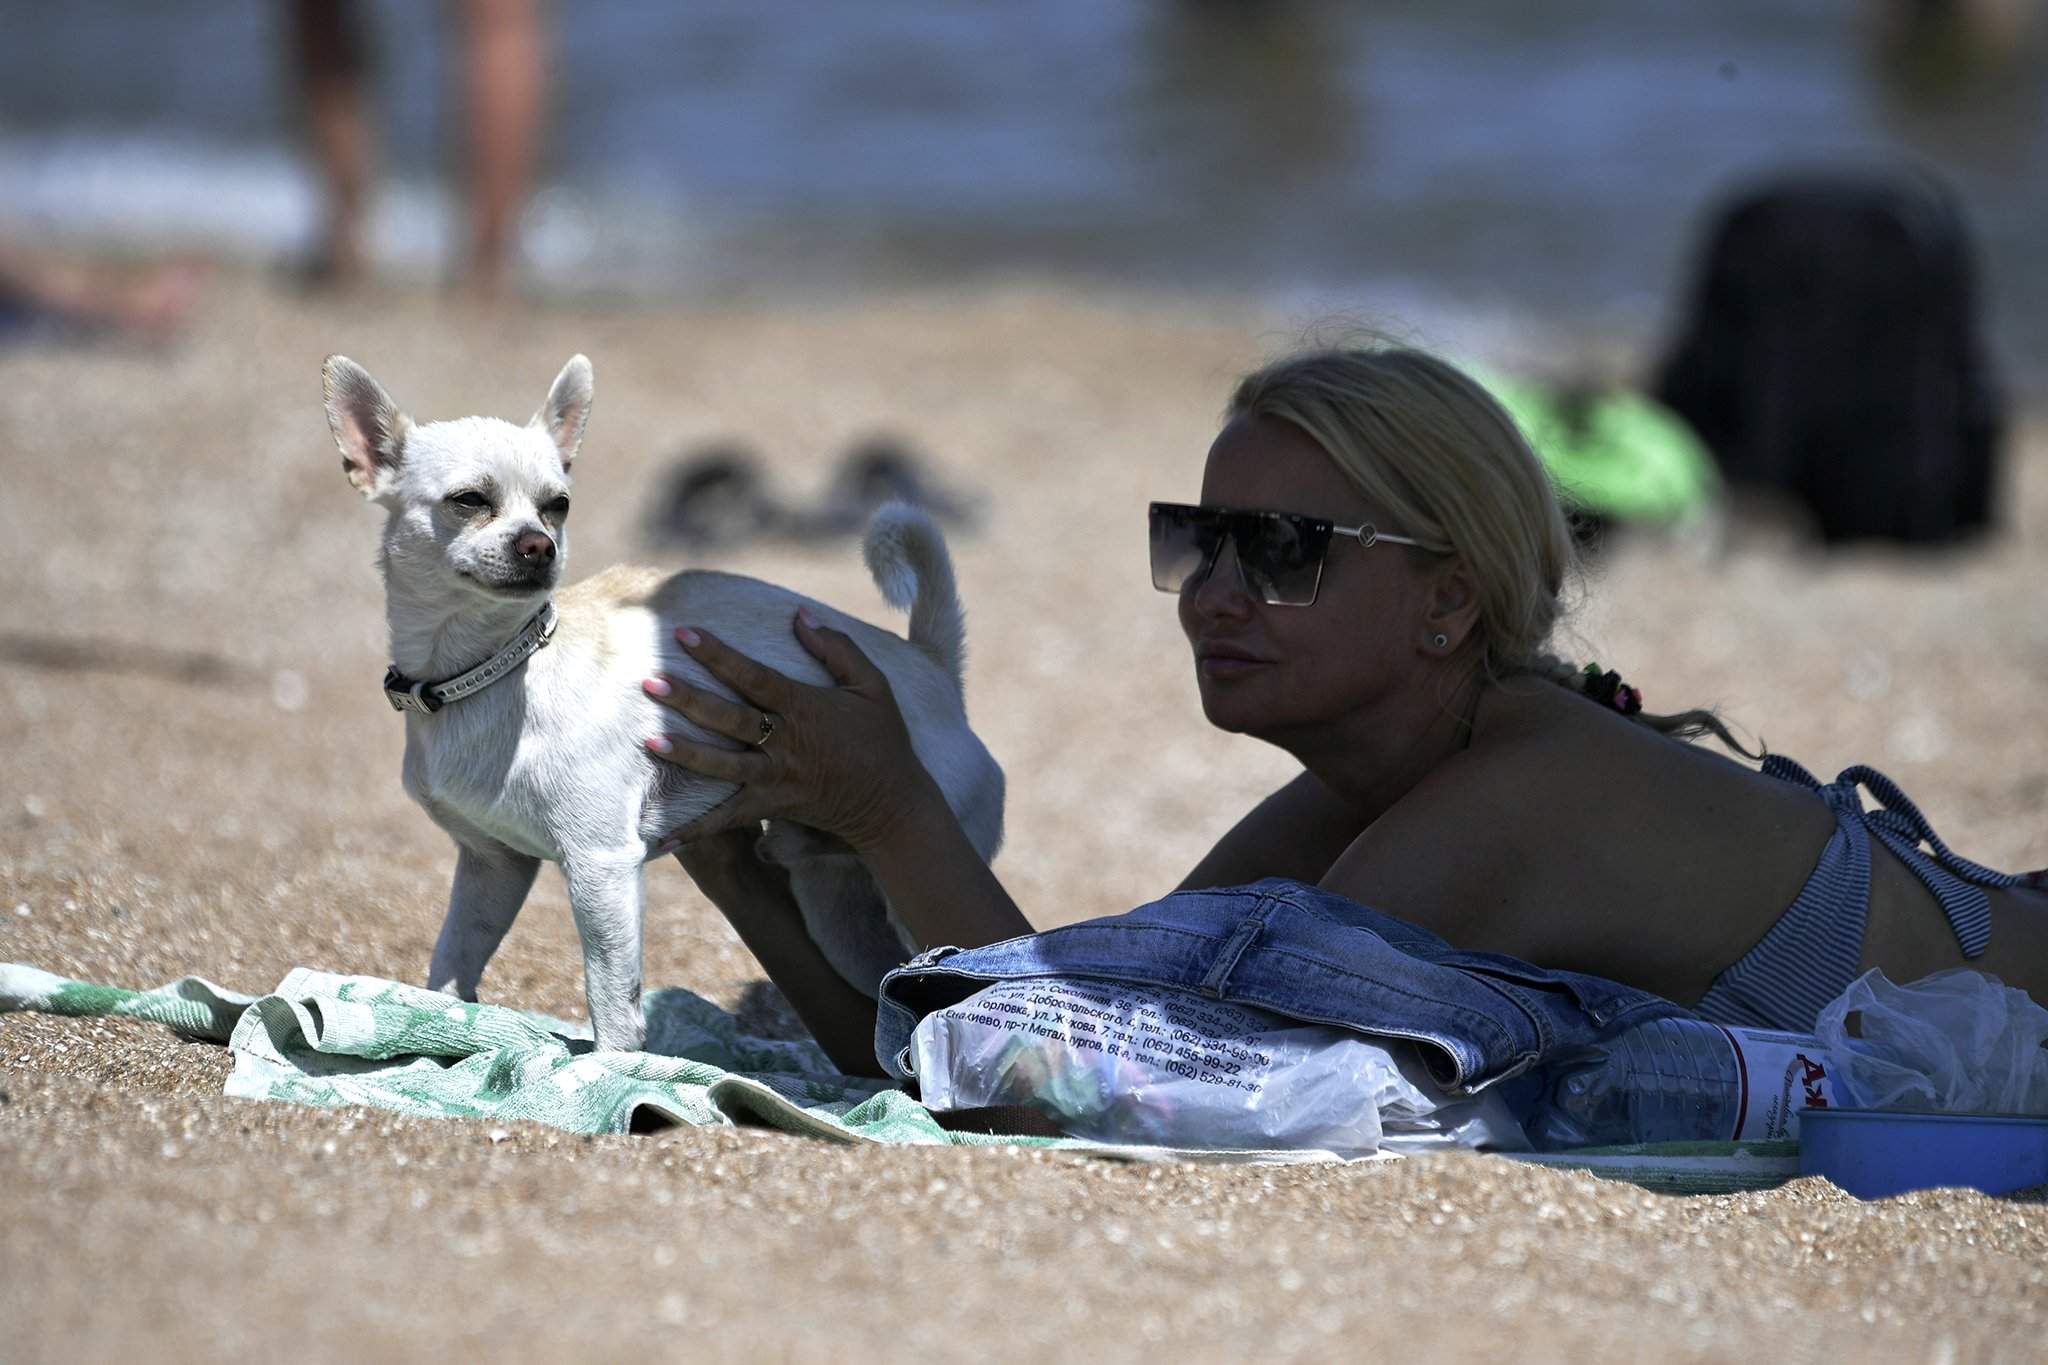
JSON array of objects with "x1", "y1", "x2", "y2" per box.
[
  {"x1": 531, "y1": 354, "x2": 593, "y2": 470},
  {"x1": 323, "y1": 356, "x2": 412, "y2": 499}
]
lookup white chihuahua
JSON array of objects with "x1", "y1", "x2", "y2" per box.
[{"x1": 323, "y1": 353, "x2": 1004, "y2": 1053}]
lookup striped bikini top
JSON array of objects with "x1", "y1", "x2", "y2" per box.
[
  {"x1": 1763, "y1": 755, "x2": 2039, "y2": 958},
  {"x1": 1694, "y1": 757, "x2": 2042, "y2": 1032}
]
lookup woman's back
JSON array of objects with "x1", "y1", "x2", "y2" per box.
[
  {"x1": 1312, "y1": 675, "x2": 2048, "y2": 1018},
  {"x1": 1320, "y1": 680, "x2": 1833, "y2": 1004}
]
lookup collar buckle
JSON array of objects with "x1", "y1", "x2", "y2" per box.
[{"x1": 383, "y1": 667, "x2": 443, "y2": 714}]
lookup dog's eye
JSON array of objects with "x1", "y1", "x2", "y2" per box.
[
  {"x1": 545, "y1": 496, "x2": 571, "y2": 519},
  {"x1": 445, "y1": 491, "x2": 492, "y2": 511}
]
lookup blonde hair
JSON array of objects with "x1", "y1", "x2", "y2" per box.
[{"x1": 1228, "y1": 342, "x2": 1755, "y2": 756}]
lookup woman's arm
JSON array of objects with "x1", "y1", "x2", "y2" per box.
[
  {"x1": 1177, "y1": 770, "x2": 1368, "y2": 891},
  {"x1": 674, "y1": 830, "x2": 893, "y2": 1076},
  {"x1": 646, "y1": 609, "x2": 1034, "y2": 953},
  {"x1": 841, "y1": 761, "x2": 1035, "y2": 952}
]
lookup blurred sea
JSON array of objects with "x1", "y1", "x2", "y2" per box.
[{"x1": 2, "y1": 1, "x2": 2044, "y2": 381}]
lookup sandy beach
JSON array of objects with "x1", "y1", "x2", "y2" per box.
[{"x1": 2, "y1": 271, "x2": 2044, "y2": 1362}]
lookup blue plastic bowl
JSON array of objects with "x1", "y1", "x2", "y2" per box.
[{"x1": 1798, "y1": 1108, "x2": 2048, "y2": 1199}]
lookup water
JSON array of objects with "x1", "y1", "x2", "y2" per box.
[{"x1": 2, "y1": 2, "x2": 2044, "y2": 376}]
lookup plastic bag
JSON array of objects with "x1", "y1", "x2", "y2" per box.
[
  {"x1": 1813, "y1": 968, "x2": 2048, "y2": 1115},
  {"x1": 908, "y1": 977, "x2": 1527, "y2": 1157}
]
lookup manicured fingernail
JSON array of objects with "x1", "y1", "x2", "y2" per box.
[
  {"x1": 642, "y1": 676, "x2": 671, "y2": 697},
  {"x1": 645, "y1": 735, "x2": 672, "y2": 754},
  {"x1": 796, "y1": 605, "x2": 817, "y2": 628},
  {"x1": 676, "y1": 626, "x2": 701, "y2": 648}
]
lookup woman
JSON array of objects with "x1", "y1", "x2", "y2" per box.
[{"x1": 640, "y1": 344, "x2": 2047, "y2": 1077}]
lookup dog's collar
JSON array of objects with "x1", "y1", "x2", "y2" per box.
[{"x1": 383, "y1": 603, "x2": 558, "y2": 715}]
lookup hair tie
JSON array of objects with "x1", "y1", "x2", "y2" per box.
[{"x1": 1581, "y1": 662, "x2": 1643, "y2": 716}]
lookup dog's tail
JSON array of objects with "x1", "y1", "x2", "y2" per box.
[{"x1": 862, "y1": 501, "x2": 967, "y2": 697}]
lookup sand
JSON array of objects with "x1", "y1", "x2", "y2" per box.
[{"x1": 2, "y1": 271, "x2": 2044, "y2": 1362}]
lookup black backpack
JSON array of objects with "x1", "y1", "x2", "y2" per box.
[{"x1": 1654, "y1": 169, "x2": 2003, "y2": 545}]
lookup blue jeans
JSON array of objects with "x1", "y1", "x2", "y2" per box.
[{"x1": 876, "y1": 878, "x2": 1685, "y2": 1090}]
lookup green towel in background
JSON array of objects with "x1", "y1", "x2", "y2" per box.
[{"x1": 1483, "y1": 374, "x2": 1720, "y2": 524}]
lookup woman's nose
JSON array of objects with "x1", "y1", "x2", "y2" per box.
[{"x1": 1188, "y1": 538, "x2": 1255, "y2": 617}]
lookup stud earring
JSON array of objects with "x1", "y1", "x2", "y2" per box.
[{"x1": 1432, "y1": 633, "x2": 1449, "y2": 649}]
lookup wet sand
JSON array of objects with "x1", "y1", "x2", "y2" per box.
[{"x1": 2, "y1": 271, "x2": 2044, "y2": 1362}]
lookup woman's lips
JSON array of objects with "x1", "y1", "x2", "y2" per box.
[{"x1": 1195, "y1": 643, "x2": 1272, "y2": 679}]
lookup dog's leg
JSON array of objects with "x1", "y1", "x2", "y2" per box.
[
  {"x1": 561, "y1": 851, "x2": 647, "y2": 1052},
  {"x1": 427, "y1": 843, "x2": 542, "y2": 1001}
]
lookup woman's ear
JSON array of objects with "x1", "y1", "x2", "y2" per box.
[{"x1": 1421, "y1": 558, "x2": 1482, "y2": 654}]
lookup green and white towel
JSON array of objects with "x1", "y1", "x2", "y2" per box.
[
  {"x1": 1, "y1": 962, "x2": 1024, "y2": 1145},
  {"x1": 0, "y1": 961, "x2": 1800, "y2": 1188}
]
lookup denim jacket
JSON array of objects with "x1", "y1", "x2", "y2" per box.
[{"x1": 876, "y1": 878, "x2": 1684, "y2": 1090}]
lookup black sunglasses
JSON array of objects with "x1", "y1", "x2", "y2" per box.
[{"x1": 1148, "y1": 500, "x2": 1430, "y2": 606}]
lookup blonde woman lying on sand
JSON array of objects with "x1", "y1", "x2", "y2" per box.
[{"x1": 639, "y1": 343, "x2": 2048, "y2": 1077}]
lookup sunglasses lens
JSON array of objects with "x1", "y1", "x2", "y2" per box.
[
  {"x1": 1238, "y1": 514, "x2": 1329, "y2": 605},
  {"x1": 1149, "y1": 503, "x2": 1219, "y2": 593},
  {"x1": 1150, "y1": 503, "x2": 1332, "y2": 604}
]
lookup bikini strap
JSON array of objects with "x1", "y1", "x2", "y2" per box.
[{"x1": 1766, "y1": 758, "x2": 2017, "y2": 959}]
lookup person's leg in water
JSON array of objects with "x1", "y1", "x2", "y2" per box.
[
  {"x1": 291, "y1": 0, "x2": 375, "y2": 285},
  {"x1": 456, "y1": 0, "x2": 544, "y2": 299}
]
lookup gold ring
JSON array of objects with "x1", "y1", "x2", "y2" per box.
[{"x1": 751, "y1": 712, "x2": 778, "y2": 748}]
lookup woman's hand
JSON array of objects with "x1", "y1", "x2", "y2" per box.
[
  {"x1": 643, "y1": 606, "x2": 934, "y2": 853},
  {"x1": 645, "y1": 603, "x2": 1030, "y2": 1057}
]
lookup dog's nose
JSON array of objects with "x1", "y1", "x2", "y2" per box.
[{"x1": 515, "y1": 529, "x2": 557, "y2": 564}]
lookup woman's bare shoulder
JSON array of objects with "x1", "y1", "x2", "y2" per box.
[
  {"x1": 1322, "y1": 681, "x2": 1828, "y2": 980},
  {"x1": 1401, "y1": 681, "x2": 1624, "y2": 829},
  {"x1": 1317, "y1": 695, "x2": 1583, "y2": 944},
  {"x1": 1319, "y1": 683, "x2": 1755, "y2": 946}
]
